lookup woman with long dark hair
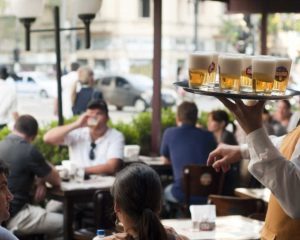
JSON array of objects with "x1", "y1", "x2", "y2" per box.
[{"x1": 105, "y1": 163, "x2": 187, "y2": 240}]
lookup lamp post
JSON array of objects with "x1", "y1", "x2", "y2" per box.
[{"x1": 12, "y1": 0, "x2": 102, "y2": 125}]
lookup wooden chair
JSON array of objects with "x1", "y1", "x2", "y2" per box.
[
  {"x1": 208, "y1": 194, "x2": 266, "y2": 219},
  {"x1": 179, "y1": 165, "x2": 224, "y2": 216},
  {"x1": 73, "y1": 190, "x2": 115, "y2": 240}
]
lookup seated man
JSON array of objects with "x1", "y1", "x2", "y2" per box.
[
  {"x1": 0, "y1": 115, "x2": 62, "y2": 239},
  {"x1": 0, "y1": 160, "x2": 18, "y2": 240},
  {"x1": 44, "y1": 99, "x2": 124, "y2": 175},
  {"x1": 161, "y1": 101, "x2": 217, "y2": 204}
]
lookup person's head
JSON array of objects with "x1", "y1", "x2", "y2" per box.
[
  {"x1": 14, "y1": 115, "x2": 39, "y2": 142},
  {"x1": 71, "y1": 62, "x2": 80, "y2": 72},
  {"x1": 86, "y1": 99, "x2": 109, "y2": 129},
  {"x1": 276, "y1": 100, "x2": 292, "y2": 120},
  {"x1": 176, "y1": 101, "x2": 198, "y2": 126},
  {"x1": 0, "y1": 160, "x2": 13, "y2": 223},
  {"x1": 78, "y1": 66, "x2": 94, "y2": 86},
  {"x1": 0, "y1": 66, "x2": 9, "y2": 80},
  {"x1": 262, "y1": 108, "x2": 272, "y2": 123},
  {"x1": 111, "y1": 163, "x2": 167, "y2": 240},
  {"x1": 207, "y1": 110, "x2": 230, "y2": 133}
]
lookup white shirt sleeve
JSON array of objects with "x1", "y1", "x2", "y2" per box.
[
  {"x1": 106, "y1": 130, "x2": 125, "y2": 160},
  {"x1": 246, "y1": 128, "x2": 300, "y2": 219}
]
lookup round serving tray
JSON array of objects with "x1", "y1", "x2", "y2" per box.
[{"x1": 174, "y1": 81, "x2": 300, "y2": 100}]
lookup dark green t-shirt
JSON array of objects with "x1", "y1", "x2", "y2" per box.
[{"x1": 0, "y1": 134, "x2": 51, "y2": 217}]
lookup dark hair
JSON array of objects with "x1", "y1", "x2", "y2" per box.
[
  {"x1": 0, "y1": 160, "x2": 9, "y2": 176},
  {"x1": 0, "y1": 66, "x2": 9, "y2": 80},
  {"x1": 87, "y1": 99, "x2": 108, "y2": 115},
  {"x1": 14, "y1": 115, "x2": 38, "y2": 137},
  {"x1": 279, "y1": 100, "x2": 291, "y2": 109},
  {"x1": 111, "y1": 163, "x2": 167, "y2": 240},
  {"x1": 71, "y1": 62, "x2": 80, "y2": 71},
  {"x1": 209, "y1": 110, "x2": 230, "y2": 127},
  {"x1": 177, "y1": 101, "x2": 198, "y2": 125}
]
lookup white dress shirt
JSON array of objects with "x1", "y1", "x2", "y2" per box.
[
  {"x1": 61, "y1": 71, "x2": 78, "y2": 119},
  {"x1": 0, "y1": 79, "x2": 17, "y2": 125},
  {"x1": 242, "y1": 128, "x2": 300, "y2": 218},
  {"x1": 63, "y1": 127, "x2": 124, "y2": 168}
]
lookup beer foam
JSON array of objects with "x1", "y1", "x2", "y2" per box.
[
  {"x1": 252, "y1": 58, "x2": 276, "y2": 76},
  {"x1": 242, "y1": 55, "x2": 253, "y2": 69},
  {"x1": 219, "y1": 55, "x2": 242, "y2": 76},
  {"x1": 276, "y1": 58, "x2": 292, "y2": 71},
  {"x1": 189, "y1": 52, "x2": 212, "y2": 69}
]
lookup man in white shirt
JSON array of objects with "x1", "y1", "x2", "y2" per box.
[
  {"x1": 0, "y1": 67, "x2": 18, "y2": 130},
  {"x1": 44, "y1": 99, "x2": 124, "y2": 175},
  {"x1": 207, "y1": 98, "x2": 300, "y2": 239},
  {"x1": 54, "y1": 62, "x2": 79, "y2": 119}
]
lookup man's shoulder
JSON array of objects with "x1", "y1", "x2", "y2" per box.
[{"x1": 108, "y1": 128, "x2": 125, "y2": 140}]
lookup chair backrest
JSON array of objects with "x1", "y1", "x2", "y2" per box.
[
  {"x1": 208, "y1": 194, "x2": 266, "y2": 218},
  {"x1": 183, "y1": 165, "x2": 224, "y2": 207}
]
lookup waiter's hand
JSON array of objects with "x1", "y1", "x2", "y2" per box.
[
  {"x1": 217, "y1": 97, "x2": 266, "y2": 134},
  {"x1": 207, "y1": 143, "x2": 242, "y2": 172}
]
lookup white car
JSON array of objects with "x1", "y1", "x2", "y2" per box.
[{"x1": 12, "y1": 71, "x2": 57, "y2": 98}]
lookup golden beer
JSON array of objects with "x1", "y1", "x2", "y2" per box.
[
  {"x1": 252, "y1": 57, "x2": 276, "y2": 95},
  {"x1": 218, "y1": 55, "x2": 242, "y2": 93},
  {"x1": 189, "y1": 69, "x2": 209, "y2": 88},
  {"x1": 273, "y1": 58, "x2": 292, "y2": 95},
  {"x1": 219, "y1": 74, "x2": 240, "y2": 92},
  {"x1": 202, "y1": 53, "x2": 218, "y2": 90},
  {"x1": 189, "y1": 52, "x2": 212, "y2": 89},
  {"x1": 240, "y1": 55, "x2": 253, "y2": 92}
]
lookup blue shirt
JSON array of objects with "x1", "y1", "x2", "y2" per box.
[{"x1": 160, "y1": 124, "x2": 217, "y2": 203}]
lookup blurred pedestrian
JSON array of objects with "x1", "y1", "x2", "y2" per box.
[
  {"x1": 0, "y1": 66, "x2": 18, "y2": 130},
  {"x1": 71, "y1": 66, "x2": 103, "y2": 115}
]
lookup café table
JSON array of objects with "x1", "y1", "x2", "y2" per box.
[
  {"x1": 162, "y1": 215, "x2": 264, "y2": 240},
  {"x1": 48, "y1": 176, "x2": 115, "y2": 240},
  {"x1": 124, "y1": 155, "x2": 173, "y2": 176},
  {"x1": 234, "y1": 188, "x2": 271, "y2": 203}
]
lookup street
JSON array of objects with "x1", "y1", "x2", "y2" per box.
[{"x1": 17, "y1": 94, "x2": 224, "y2": 127}]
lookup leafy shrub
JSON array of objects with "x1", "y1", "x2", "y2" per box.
[{"x1": 0, "y1": 108, "x2": 217, "y2": 164}]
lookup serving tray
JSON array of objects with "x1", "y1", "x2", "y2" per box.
[{"x1": 174, "y1": 81, "x2": 300, "y2": 100}]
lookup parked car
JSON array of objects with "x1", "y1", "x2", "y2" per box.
[
  {"x1": 95, "y1": 74, "x2": 176, "y2": 111},
  {"x1": 11, "y1": 71, "x2": 57, "y2": 98}
]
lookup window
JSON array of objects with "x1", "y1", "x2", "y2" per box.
[
  {"x1": 101, "y1": 77, "x2": 112, "y2": 86},
  {"x1": 116, "y1": 77, "x2": 128, "y2": 88},
  {"x1": 139, "y1": 0, "x2": 150, "y2": 18}
]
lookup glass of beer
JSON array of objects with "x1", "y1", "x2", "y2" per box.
[
  {"x1": 252, "y1": 57, "x2": 276, "y2": 95},
  {"x1": 202, "y1": 52, "x2": 218, "y2": 90},
  {"x1": 218, "y1": 54, "x2": 242, "y2": 93},
  {"x1": 273, "y1": 57, "x2": 292, "y2": 95},
  {"x1": 189, "y1": 52, "x2": 213, "y2": 89},
  {"x1": 240, "y1": 55, "x2": 253, "y2": 93}
]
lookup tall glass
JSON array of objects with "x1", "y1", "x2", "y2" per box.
[
  {"x1": 202, "y1": 52, "x2": 218, "y2": 90},
  {"x1": 218, "y1": 55, "x2": 242, "y2": 93},
  {"x1": 188, "y1": 52, "x2": 213, "y2": 89},
  {"x1": 273, "y1": 57, "x2": 292, "y2": 95},
  {"x1": 240, "y1": 55, "x2": 253, "y2": 93},
  {"x1": 252, "y1": 57, "x2": 276, "y2": 95}
]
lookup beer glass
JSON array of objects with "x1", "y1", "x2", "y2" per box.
[
  {"x1": 273, "y1": 57, "x2": 292, "y2": 95},
  {"x1": 202, "y1": 52, "x2": 218, "y2": 90},
  {"x1": 240, "y1": 55, "x2": 253, "y2": 93},
  {"x1": 189, "y1": 52, "x2": 213, "y2": 89},
  {"x1": 252, "y1": 57, "x2": 276, "y2": 95},
  {"x1": 218, "y1": 55, "x2": 242, "y2": 93}
]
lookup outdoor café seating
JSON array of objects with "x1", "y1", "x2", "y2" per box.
[{"x1": 168, "y1": 164, "x2": 224, "y2": 217}]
